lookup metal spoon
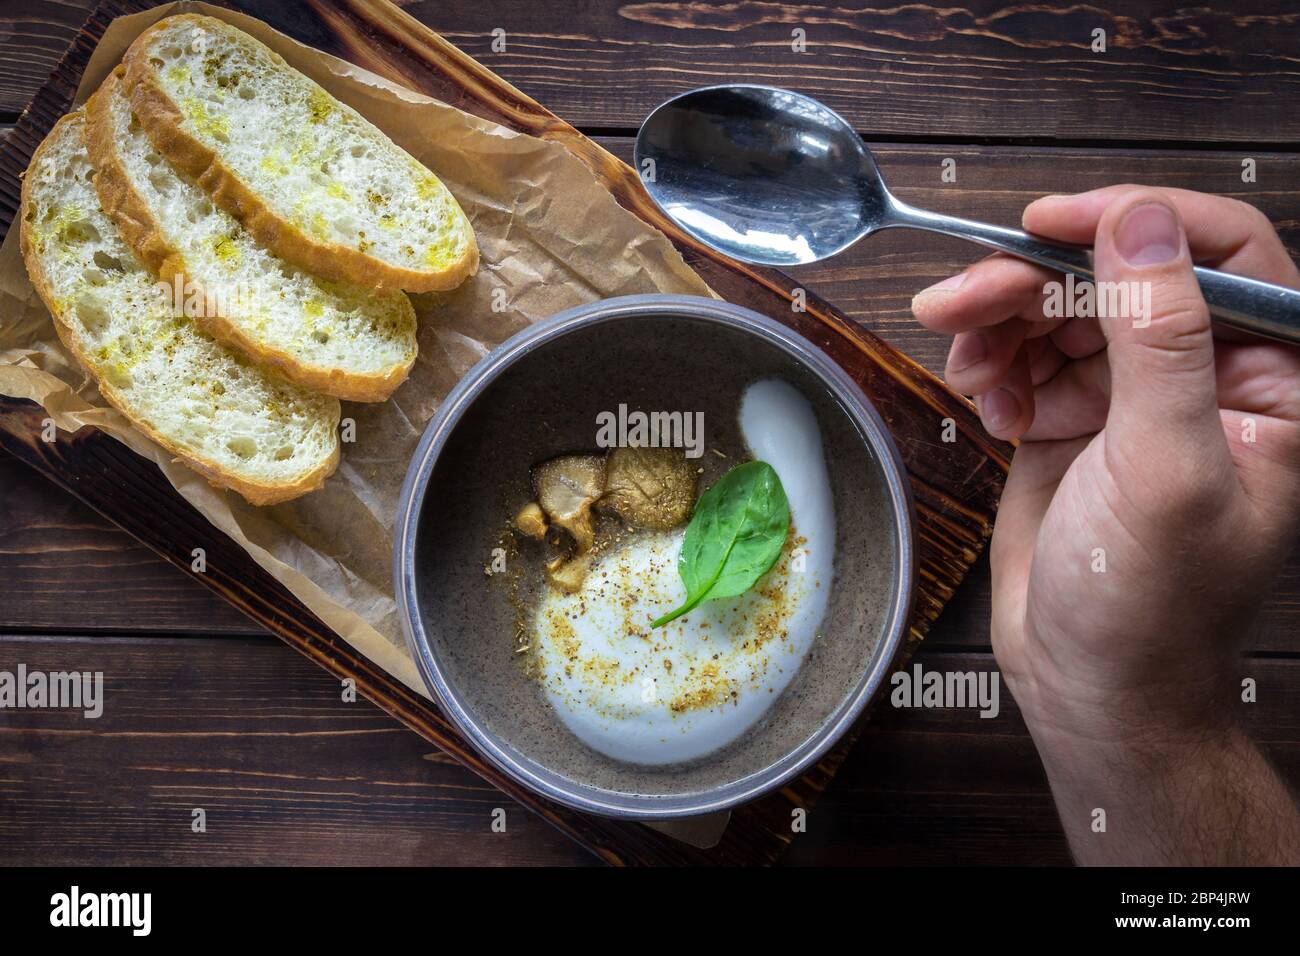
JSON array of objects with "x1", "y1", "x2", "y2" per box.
[{"x1": 635, "y1": 85, "x2": 1300, "y2": 345}]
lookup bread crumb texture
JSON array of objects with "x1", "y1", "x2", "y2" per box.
[
  {"x1": 93, "y1": 70, "x2": 416, "y2": 399},
  {"x1": 23, "y1": 114, "x2": 340, "y2": 503},
  {"x1": 136, "y1": 16, "x2": 477, "y2": 287}
]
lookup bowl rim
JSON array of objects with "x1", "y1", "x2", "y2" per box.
[{"x1": 393, "y1": 293, "x2": 916, "y2": 819}]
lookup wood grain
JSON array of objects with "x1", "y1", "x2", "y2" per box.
[
  {"x1": 5, "y1": 637, "x2": 1297, "y2": 866},
  {"x1": 784, "y1": 654, "x2": 1300, "y2": 865},
  {"x1": 0, "y1": 0, "x2": 100, "y2": 120},
  {"x1": 0, "y1": 632, "x2": 593, "y2": 866},
  {"x1": 0, "y1": 453, "x2": 260, "y2": 635},
  {"x1": 4, "y1": 2, "x2": 1300, "y2": 145}
]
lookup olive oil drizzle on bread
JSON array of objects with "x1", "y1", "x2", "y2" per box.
[
  {"x1": 121, "y1": 14, "x2": 479, "y2": 293},
  {"x1": 20, "y1": 112, "x2": 341, "y2": 505},
  {"x1": 85, "y1": 67, "x2": 419, "y2": 402}
]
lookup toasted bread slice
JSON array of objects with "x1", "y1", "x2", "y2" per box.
[
  {"x1": 20, "y1": 112, "x2": 341, "y2": 506},
  {"x1": 85, "y1": 68, "x2": 417, "y2": 402},
  {"x1": 122, "y1": 14, "x2": 478, "y2": 293}
]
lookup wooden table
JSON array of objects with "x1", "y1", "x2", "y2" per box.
[{"x1": 1, "y1": 0, "x2": 1297, "y2": 866}]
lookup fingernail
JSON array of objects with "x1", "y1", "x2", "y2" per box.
[
  {"x1": 1114, "y1": 201, "x2": 1181, "y2": 266},
  {"x1": 948, "y1": 331, "x2": 987, "y2": 372},
  {"x1": 982, "y1": 388, "x2": 1020, "y2": 432},
  {"x1": 1035, "y1": 193, "x2": 1070, "y2": 204}
]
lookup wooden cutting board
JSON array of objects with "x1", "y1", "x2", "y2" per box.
[{"x1": 0, "y1": 0, "x2": 1011, "y2": 865}]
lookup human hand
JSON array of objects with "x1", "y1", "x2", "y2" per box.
[{"x1": 911, "y1": 187, "x2": 1300, "y2": 862}]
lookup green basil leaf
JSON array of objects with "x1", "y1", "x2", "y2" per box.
[{"x1": 650, "y1": 460, "x2": 790, "y2": 628}]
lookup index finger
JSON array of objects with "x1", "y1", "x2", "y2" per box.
[{"x1": 1023, "y1": 185, "x2": 1300, "y2": 287}]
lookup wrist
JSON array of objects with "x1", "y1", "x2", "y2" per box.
[
  {"x1": 1029, "y1": 718, "x2": 1300, "y2": 865},
  {"x1": 1021, "y1": 686, "x2": 1240, "y2": 760},
  {"x1": 1029, "y1": 705, "x2": 1242, "y2": 790}
]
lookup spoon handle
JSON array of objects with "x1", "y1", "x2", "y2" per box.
[{"x1": 889, "y1": 200, "x2": 1300, "y2": 345}]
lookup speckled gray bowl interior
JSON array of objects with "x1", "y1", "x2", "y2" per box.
[{"x1": 406, "y1": 307, "x2": 907, "y2": 813}]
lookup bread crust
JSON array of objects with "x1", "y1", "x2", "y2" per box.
[
  {"x1": 121, "y1": 14, "x2": 480, "y2": 295},
  {"x1": 20, "y1": 113, "x2": 340, "y2": 507},
  {"x1": 84, "y1": 68, "x2": 416, "y2": 403}
]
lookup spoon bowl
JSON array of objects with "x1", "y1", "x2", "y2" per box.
[{"x1": 635, "y1": 85, "x2": 887, "y2": 265}]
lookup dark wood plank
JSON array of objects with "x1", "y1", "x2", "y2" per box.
[
  {"x1": 5, "y1": 1, "x2": 1300, "y2": 144},
  {"x1": 402, "y1": 0, "x2": 1300, "y2": 146},
  {"x1": 783, "y1": 652, "x2": 1300, "y2": 865},
  {"x1": 0, "y1": 0, "x2": 98, "y2": 120},
  {"x1": 0, "y1": 452, "x2": 261, "y2": 635},
  {"x1": 0, "y1": 632, "x2": 593, "y2": 865},
  {"x1": 5, "y1": 637, "x2": 1295, "y2": 866}
]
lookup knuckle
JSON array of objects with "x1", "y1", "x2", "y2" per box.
[
  {"x1": 1127, "y1": 272, "x2": 1210, "y2": 348},
  {"x1": 1146, "y1": 291, "x2": 1209, "y2": 339},
  {"x1": 1229, "y1": 196, "x2": 1266, "y2": 224}
]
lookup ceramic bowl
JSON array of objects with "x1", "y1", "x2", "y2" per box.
[{"x1": 394, "y1": 294, "x2": 914, "y2": 818}]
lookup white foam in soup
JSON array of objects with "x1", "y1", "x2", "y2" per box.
[{"x1": 530, "y1": 378, "x2": 836, "y2": 764}]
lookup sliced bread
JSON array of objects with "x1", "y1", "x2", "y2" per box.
[
  {"x1": 85, "y1": 68, "x2": 418, "y2": 402},
  {"x1": 122, "y1": 14, "x2": 479, "y2": 293},
  {"x1": 20, "y1": 112, "x2": 341, "y2": 506}
]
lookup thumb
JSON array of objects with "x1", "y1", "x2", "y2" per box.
[{"x1": 1094, "y1": 193, "x2": 1227, "y2": 465}]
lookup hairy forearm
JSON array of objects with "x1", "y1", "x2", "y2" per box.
[{"x1": 1031, "y1": 721, "x2": 1300, "y2": 866}]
